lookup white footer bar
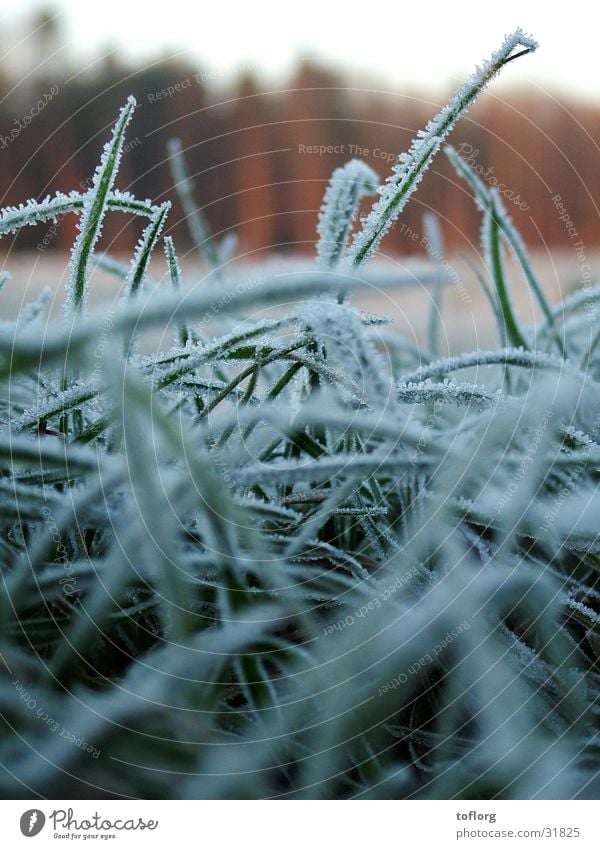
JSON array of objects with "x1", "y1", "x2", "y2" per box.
[{"x1": 0, "y1": 799, "x2": 597, "y2": 846}]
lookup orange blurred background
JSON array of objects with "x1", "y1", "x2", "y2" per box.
[{"x1": 0, "y1": 6, "x2": 598, "y2": 286}]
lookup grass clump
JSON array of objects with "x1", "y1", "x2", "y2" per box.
[{"x1": 0, "y1": 30, "x2": 598, "y2": 800}]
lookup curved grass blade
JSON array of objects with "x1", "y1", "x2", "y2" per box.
[
  {"x1": 350, "y1": 30, "x2": 538, "y2": 266},
  {"x1": 445, "y1": 145, "x2": 564, "y2": 355},
  {"x1": 67, "y1": 97, "x2": 137, "y2": 313},
  {"x1": 316, "y1": 159, "x2": 379, "y2": 268},
  {"x1": 167, "y1": 138, "x2": 221, "y2": 272},
  {"x1": 126, "y1": 202, "x2": 171, "y2": 297},
  {"x1": 481, "y1": 189, "x2": 529, "y2": 349}
]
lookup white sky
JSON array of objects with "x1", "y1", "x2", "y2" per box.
[{"x1": 1, "y1": 1, "x2": 599, "y2": 99}]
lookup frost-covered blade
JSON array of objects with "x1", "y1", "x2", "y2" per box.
[
  {"x1": 316, "y1": 159, "x2": 379, "y2": 268},
  {"x1": 167, "y1": 137, "x2": 221, "y2": 271},
  {"x1": 125, "y1": 202, "x2": 170, "y2": 297},
  {"x1": 67, "y1": 97, "x2": 137, "y2": 313},
  {"x1": 350, "y1": 29, "x2": 538, "y2": 266}
]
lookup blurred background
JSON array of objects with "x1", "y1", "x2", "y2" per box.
[{"x1": 1, "y1": 1, "x2": 599, "y2": 345}]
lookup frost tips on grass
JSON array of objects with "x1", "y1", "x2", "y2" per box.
[
  {"x1": 300, "y1": 299, "x2": 396, "y2": 406},
  {"x1": 399, "y1": 347, "x2": 569, "y2": 385},
  {"x1": 14, "y1": 380, "x2": 98, "y2": 431},
  {"x1": 316, "y1": 159, "x2": 379, "y2": 268},
  {"x1": 125, "y1": 202, "x2": 170, "y2": 297},
  {"x1": 0, "y1": 190, "x2": 84, "y2": 236},
  {"x1": 349, "y1": 30, "x2": 538, "y2": 266},
  {"x1": 397, "y1": 378, "x2": 508, "y2": 409},
  {"x1": 167, "y1": 137, "x2": 221, "y2": 271},
  {"x1": 0, "y1": 191, "x2": 159, "y2": 241},
  {"x1": 481, "y1": 188, "x2": 530, "y2": 349},
  {"x1": 67, "y1": 96, "x2": 137, "y2": 314},
  {"x1": 15, "y1": 286, "x2": 53, "y2": 328},
  {"x1": 163, "y1": 235, "x2": 182, "y2": 289},
  {"x1": 4, "y1": 35, "x2": 600, "y2": 801},
  {"x1": 446, "y1": 144, "x2": 564, "y2": 355}
]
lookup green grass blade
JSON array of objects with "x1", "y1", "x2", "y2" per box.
[
  {"x1": 350, "y1": 30, "x2": 538, "y2": 266},
  {"x1": 67, "y1": 97, "x2": 136, "y2": 313}
]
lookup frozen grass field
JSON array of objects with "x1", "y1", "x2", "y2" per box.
[{"x1": 0, "y1": 30, "x2": 599, "y2": 800}]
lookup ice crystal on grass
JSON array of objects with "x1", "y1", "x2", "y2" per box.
[
  {"x1": 167, "y1": 138, "x2": 222, "y2": 271},
  {"x1": 125, "y1": 202, "x2": 170, "y2": 297},
  {"x1": 14, "y1": 286, "x2": 53, "y2": 328},
  {"x1": 446, "y1": 144, "x2": 564, "y2": 354},
  {"x1": 350, "y1": 30, "x2": 538, "y2": 266},
  {"x1": 67, "y1": 97, "x2": 136, "y2": 313},
  {"x1": 316, "y1": 159, "x2": 379, "y2": 268},
  {"x1": 15, "y1": 381, "x2": 98, "y2": 431},
  {"x1": 397, "y1": 378, "x2": 507, "y2": 409},
  {"x1": 0, "y1": 190, "x2": 159, "y2": 242},
  {"x1": 399, "y1": 347, "x2": 570, "y2": 385},
  {"x1": 300, "y1": 300, "x2": 393, "y2": 404},
  {"x1": 1, "y1": 32, "x2": 600, "y2": 802}
]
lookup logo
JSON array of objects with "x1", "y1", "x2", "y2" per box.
[{"x1": 20, "y1": 810, "x2": 46, "y2": 837}]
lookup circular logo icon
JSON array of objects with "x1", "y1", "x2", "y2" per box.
[{"x1": 19, "y1": 810, "x2": 45, "y2": 837}]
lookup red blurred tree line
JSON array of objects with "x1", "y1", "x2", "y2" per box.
[{"x1": 1, "y1": 23, "x2": 599, "y2": 259}]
